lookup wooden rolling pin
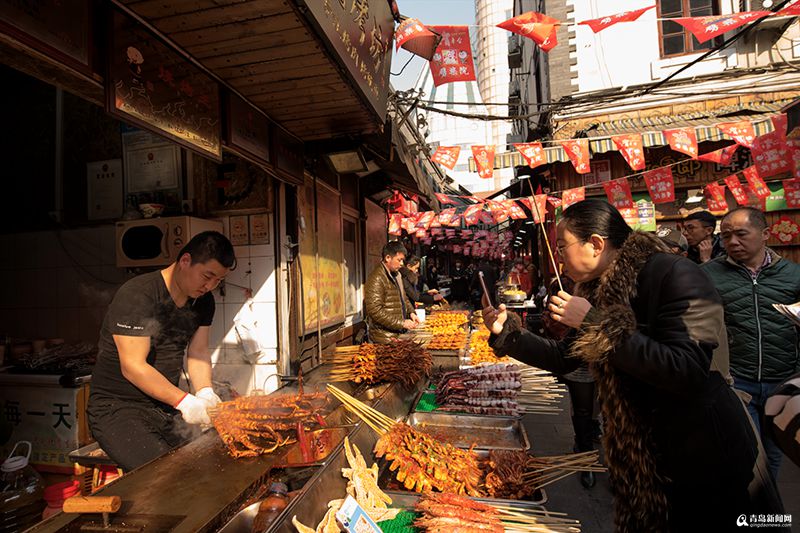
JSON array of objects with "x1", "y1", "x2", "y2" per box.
[{"x1": 63, "y1": 495, "x2": 121, "y2": 514}]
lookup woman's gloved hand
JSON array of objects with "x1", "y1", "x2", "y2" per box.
[
  {"x1": 195, "y1": 386, "x2": 222, "y2": 408},
  {"x1": 175, "y1": 393, "x2": 212, "y2": 425}
]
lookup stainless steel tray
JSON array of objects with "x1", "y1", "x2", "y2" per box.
[
  {"x1": 405, "y1": 411, "x2": 530, "y2": 450},
  {"x1": 383, "y1": 489, "x2": 547, "y2": 511}
]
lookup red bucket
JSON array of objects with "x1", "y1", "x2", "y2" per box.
[{"x1": 42, "y1": 480, "x2": 81, "y2": 519}]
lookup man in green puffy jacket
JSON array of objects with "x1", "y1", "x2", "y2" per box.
[
  {"x1": 364, "y1": 241, "x2": 418, "y2": 343},
  {"x1": 702, "y1": 206, "x2": 800, "y2": 481}
]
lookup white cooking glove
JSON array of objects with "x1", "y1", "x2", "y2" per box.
[
  {"x1": 195, "y1": 387, "x2": 221, "y2": 408},
  {"x1": 175, "y1": 393, "x2": 211, "y2": 425}
]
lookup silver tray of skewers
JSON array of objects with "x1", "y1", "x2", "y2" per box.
[{"x1": 404, "y1": 411, "x2": 531, "y2": 451}]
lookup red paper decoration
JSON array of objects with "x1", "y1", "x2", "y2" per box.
[
  {"x1": 472, "y1": 145, "x2": 496, "y2": 179},
  {"x1": 520, "y1": 195, "x2": 548, "y2": 223},
  {"x1": 395, "y1": 18, "x2": 442, "y2": 60},
  {"x1": 603, "y1": 178, "x2": 634, "y2": 210},
  {"x1": 486, "y1": 201, "x2": 509, "y2": 224},
  {"x1": 434, "y1": 193, "x2": 458, "y2": 205},
  {"x1": 513, "y1": 142, "x2": 547, "y2": 169},
  {"x1": 432, "y1": 146, "x2": 461, "y2": 170},
  {"x1": 578, "y1": 5, "x2": 655, "y2": 33},
  {"x1": 428, "y1": 26, "x2": 476, "y2": 87},
  {"x1": 705, "y1": 183, "x2": 729, "y2": 212},
  {"x1": 769, "y1": 216, "x2": 799, "y2": 244},
  {"x1": 751, "y1": 131, "x2": 791, "y2": 178},
  {"x1": 388, "y1": 214, "x2": 402, "y2": 236},
  {"x1": 717, "y1": 121, "x2": 757, "y2": 148},
  {"x1": 777, "y1": 0, "x2": 800, "y2": 16},
  {"x1": 743, "y1": 166, "x2": 771, "y2": 199},
  {"x1": 562, "y1": 187, "x2": 585, "y2": 208},
  {"x1": 503, "y1": 200, "x2": 528, "y2": 220},
  {"x1": 560, "y1": 139, "x2": 591, "y2": 174},
  {"x1": 497, "y1": 12, "x2": 559, "y2": 52},
  {"x1": 612, "y1": 134, "x2": 646, "y2": 171},
  {"x1": 724, "y1": 175, "x2": 749, "y2": 206},
  {"x1": 643, "y1": 167, "x2": 675, "y2": 204},
  {"x1": 698, "y1": 144, "x2": 739, "y2": 165},
  {"x1": 664, "y1": 128, "x2": 698, "y2": 158},
  {"x1": 783, "y1": 179, "x2": 800, "y2": 209},
  {"x1": 437, "y1": 208, "x2": 456, "y2": 226},
  {"x1": 672, "y1": 12, "x2": 770, "y2": 44},
  {"x1": 772, "y1": 113, "x2": 788, "y2": 139},
  {"x1": 547, "y1": 196, "x2": 562, "y2": 208},
  {"x1": 463, "y1": 204, "x2": 483, "y2": 226}
]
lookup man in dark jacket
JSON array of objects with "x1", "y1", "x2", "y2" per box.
[
  {"x1": 702, "y1": 206, "x2": 800, "y2": 480},
  {"x1": 682, "y1": 210, "x2": 725, "y2": 264},
  {"x1": 364, "y1": 241, "x2": 417, "y2": 343}
]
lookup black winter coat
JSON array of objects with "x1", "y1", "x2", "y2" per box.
[{"x1": 491, "y1": 239, "x2": 785, "y2": 532}]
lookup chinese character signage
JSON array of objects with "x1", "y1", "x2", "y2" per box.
[
  {"x1": 750, "y1": 131, "x2": 791, "y2": 178},
  {"x1": 578, "y1": 6, "x2": 655, "y2": 33},
  {"x1": 698, "y1": 144, "x2": 739, "y2": 165},
  {"x1": 612, "y1": 134, "x2": 646, "y2": 171},
  {"x1": 520, "y1": 195, "x2": 548, "y2": 223},
  {"x1": 783, "y1": 179, "x2": 800, "y2": 208},
  {"x1": 108, "y1": 8, "x2": 221, "y2": 160},
  {"x1": 603, "y1": 178, "x2": 634, "y2": 210},
  {"x1": 432, "y1": 146, "x2": 461, "y2": 169},
  {"x1": 705, "y1": 182, "x2": 729, "y2": 212},
  {"x1": 743, "y1": 166, "x2": 771, "y2": 199},
  {"x1": 717, "y1": 121, "x2": 757, "y2": 149},
  {"x1": 673, "y1": 12, "x2": 770, "y2": 43},
  {"x1": 664, "y1": 128, "x2": 698, "y2": 158},
  {"x1": 513, "y1": 142, "x2": 547, "y2": 169},
  {"x1": 643, "y1": 167, "x2": 675, "y2": 204},
  {"x1": 562, "y1": 187, "x2": 586, "y2": 208},
  {"x1": 724, "y1": 175, "x2": 749, "y2": 205},
  {"x1": 303, "y1": 0, "x2": 394, "y2": 117},
  {"x1": 428, "y1": 25, "x2": 476, "y2": 86},
  {"x1": 472, "y1": 145, "x2": 495, "y2": 179},
  {"x1": 561, "y1": 139, "x2": 591, "y2": 174}
]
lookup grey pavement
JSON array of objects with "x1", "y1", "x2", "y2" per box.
[{"x1": 522, "y1": 395, "x2": 800, "y2": 532}]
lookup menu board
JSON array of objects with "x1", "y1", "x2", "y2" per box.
[
  {"x1": 315, "y1": 182, "x2": 345, "y2": 329},
  {"x1": 107, "y1": 8, "x2": 221, "y2": 161},
  {"x1": 225, "y1": 91, "x2": 270, "y2": 166},
  {"x1": 0, "y1": 0, "x2": 90, "y2": 72},
  {"x1": 299, "y1": 176, "x2": 319, "y2": 333}
]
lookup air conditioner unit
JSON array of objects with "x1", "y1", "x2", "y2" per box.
[{"x1": 508, "y1": 33, "x2": 522, "y2": 69}]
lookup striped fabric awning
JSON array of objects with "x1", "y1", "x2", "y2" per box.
[{"x1": 469, "y1": 102, "x2": 787, "y2": 171}]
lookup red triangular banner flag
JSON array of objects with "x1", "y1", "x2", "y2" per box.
[
  {"x1": 497, "y1": 12, "x2": 559, "y2": 52},
  {"x1": 698, "y1": 144, "x2": 739, "y2": 165},
  {"x1": 513, "y1": 142, "x2": 547, "y2": 169},
  {"x1": 705, "y1": 183, "x2": 728, "y2": 212},
  {"x1": 463, "y1": 204, "x2": 484, "y2": 226},
  {"x1": 437, "y1": 208, "x2": 456, "y2": 225},
  {"x1": 428, "y1": 26, "x2": 477, "y2": 87},
  {"x1": 547, "y1": 196, "x2": 562, "y2": 208},
  {"x1": 783, "y1": 179, "x2": 800, "y2": 208},
  {"x1": 664, "y1": 128, "x2": 698, "y2": 158},
  {"x1": 743, "y1": 166, "x2": 771, "y2": 199},
  {"x1": 578, "y1": 5, "x2": 655, "y2": 33},
  {"x1": 560, "y1": 139, "x2": 591, "y2": 174},
  {"x1": 471, "y1": 145, "x2": 495, "y2": 179},
  {"x1": 562, "y1": 187, "x2": 585, "y2": 208},
  {"x1": 432, "y1": 146, "x2": 461, "y2": 170},
  {"x1": 643, "y1": 167, "x2": 675, "y2": 204},
  {"x1": 388, "y1": 214, "x2": 402, "y2": 236},
  {"x1": 448, "y1": 213, "x2": 462, "y2": 228},
  {"x1": 724, "y1": 175, "x2": 749, "y2": 205},
  {"x1": 612, "y1": 134, "x2": 646, "y2": 170},
  {"x1": 772, "y1": 113, "x2": 788, "y2": 140},
  {"x1": 502, "y1": 199, "x2": 527, "y2": 220},
  {"x1": 717, "y1": 121, "x2": 757, "y2": 148},
  {"x1": 672, "y1": 12, "x2": 770, "y2": 44},
  {"x1": 520, "y1": 195, "x2": 548, "y2": 223},
  {"x1": 434, "y1": 192, "x2": 458, "y2": 205},
  {"x1": 486, "y1": 200, "x2": 509, "y2": 224},
  {"x1": 395, "y1": 18, "x2": 442, "y2": 60},
  {"x1": 751, "y1": 131, "x2": 792, "y2": 178},
  {"x1": 603, "y1": 178, "x2": 634, "y2": 210}
]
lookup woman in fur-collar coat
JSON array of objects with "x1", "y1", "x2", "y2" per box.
[{"x1": 485, "y1": 199, "x2": 785, "y2": 533}]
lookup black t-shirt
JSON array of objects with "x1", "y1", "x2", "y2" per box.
[{"x1": 90, "y1": 270, "x2": 214, "y2": 405}]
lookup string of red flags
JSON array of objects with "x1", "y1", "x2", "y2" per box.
[
  {"x1": 578, "y1": 5, "x2": 655, "y2": 33},
  {"x1": 560, "y1": 139, "x2": 591, "y2": 174},
  {"x1": 664, "y1": 128, "x2": 699, "y2": 158},
  {"x1": 672, "y1": 11, "x2": 771, "y2": 44}
]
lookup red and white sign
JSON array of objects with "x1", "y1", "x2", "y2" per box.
[
  {"x1": 415, "y1": 211, "x2": 435, "y2": 229},
  {"x1": 562, "y1": 187, "x2": 585, "y2": 208},
  {"x1": 603, "y1": 178, "x2": 634, "y2": 210},
  {"x1": 503, "y1": 199, "x2": 527, "y2": 219},
  {"x1": 642, "y1": 167, "x2": 675, "y2": 204},
  {"x1": 743, "y1": 166, "x2": 771, "y2": 199},
  {"x1": 777, "y1": 0, "x2": 800, "y2": 17},
  {"x1": 705, "y1": 183, "x2": 729, "y2": 212},
  {"x1": 434, "y1": 192, "x2": 458, "y2": 205},
  {"x1": 395, "y1": 18, "x2": 441, "y2": 60},
  {"x1": 497, "y1": 12, "x2": 560, "y2": 52},
  {"x1": 437, "y1": 208, "x2": 456, "y2": 226},
  {"x1": 513, "y1": 142, "x2": 547, "y2": 169},
  {"x1": 388, "y1": 214, "x2": 402, "y2": 235},
  {"x1": 751, "y1": 131, "x2": 791, "y2": 178},
  {"x1": 520, "y1": 194, "x2": 548, "y2": 223},
  {"x1": 432, "y1": 146, "x2": 461, "y2": 169},
  {"x1": 578, "y1": 5, "x2": 655, "y2": 33},
  {"x1": 448, "y1": 214, "x2": 462, "y2": 228},
  {"x1": 772, "y1": 113, "x2": 788, "y2": 139},
  {"x1": 472, "y1": 145, "x2": 495, "y2": 179},
  {"x1": 486, "y1": 201, "x2": 509, "y2": 224},
  {"x1": 717, "y1": 121, "x2": 757, "y2": 148},
  {"x1": 769, "y1": 216, "x2": 799, "y2": 244},
  {"x1": 664, "y1": 128, "x2": 698, "y2": 158},
  {"x1": 724, "y1": 175, "x2": 749, "y2": 205},
  {"x1": 547, "y1": 196, "x2": 562, "y2": 208},
  {"x1": 428, "y1": 26, "x2": 476, "y2": 87},
  {"x1": 561, "y1": 139, "x2": 591, "y2": 174},
  {"x1": 463, "y1": 203, "x2": 484, "y2": 226},
  {"x1": 612, "y1": 134, "x2": 646, "y2": 171},
  {"x1": 783, "y1": 178, "x2": 800, "y2": 208},
  {"x1": 673, "y1": 12, "x2": 770, "y2": 44},
  {"x1": 698, "y1": 144, "x2": 739, "y2": 165}
]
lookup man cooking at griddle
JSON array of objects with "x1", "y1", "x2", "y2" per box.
[{"x1": 88, "y1": 231, "x2": 235, "y2": 471}]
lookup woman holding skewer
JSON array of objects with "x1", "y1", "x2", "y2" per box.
[{"x1": 483, "y1": 199, "x2": 786, "y2": 532}]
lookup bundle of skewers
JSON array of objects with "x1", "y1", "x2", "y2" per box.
[
  {"x1": 434, "y1": 363, "x2": 565, "y2": 416},
  {"x1": 327, "y1": 385, "x2": 484, "y2": 496},
  {"x1": 421, "y1": 310, "x2": 469, "y2": 333},
  {"x1": 425, "y1": 330, "x2": 469, "y2": 351},
  {"x1": 483, "y1": 450, "x2": 605, "y2": 501},
  {"x1": 324, "y1": 340, "x2": 432, "y2": 388},
  {"x1": 413, "y1": 493, "x2": 581, "y2": 533},
  {"x1": 211, "y1": 384, "x2": 330, "y2": 458}
]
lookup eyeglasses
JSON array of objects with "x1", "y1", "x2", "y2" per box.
[{"x1": 555, "y1": 241, "x2": 581, "y2": 255}]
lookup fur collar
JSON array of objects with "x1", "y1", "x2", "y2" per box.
[{"x1": 572, "y1": 231, "x2": 670, "y2": 533}]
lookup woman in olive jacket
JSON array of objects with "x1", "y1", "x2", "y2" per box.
[{"x1": 484, "y1": 200, "x2": 785, "y2": 532}]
